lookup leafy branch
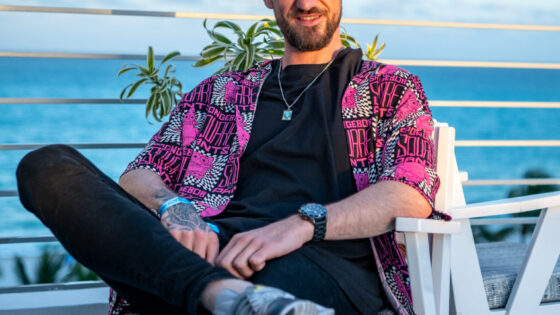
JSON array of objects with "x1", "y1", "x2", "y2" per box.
[
  {"x1": 119, "y1": 20, "x2": 387, "y2": 122},
  {"x1": 341, "y1": 31, "x2": 386, "y2": 61},
  {"x1": 118, "y1": 47, "x2": 183, "y2": 122},
  {"x1": 194, "y1": 19, "x2": 284, "y2": 74}
]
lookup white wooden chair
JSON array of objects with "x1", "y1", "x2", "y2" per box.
[{"x1": 396, "y1": 124, "x2": 560, "y2": 315}]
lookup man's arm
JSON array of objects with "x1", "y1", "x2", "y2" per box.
[
  {"x1": 215, "y1": 180, "x2": 430, "y2": 278},
  {"x1": 119, "y1": 169, "x2": 219, "y2": 264},
  {"x1": 324, "y1": 180, "x2": 431, "y2": 239},
  {"x1": 119, "y1": 169, "x2": 177, "y2": 210}
]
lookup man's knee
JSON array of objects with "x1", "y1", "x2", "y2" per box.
[{"x1": 16, "y1": 144, "x2": 81, "y2": 187}]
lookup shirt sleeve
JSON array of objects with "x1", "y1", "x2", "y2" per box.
[
  {"x1": 376, "y1": 74, "x2": 440, "y2": 210},
  {"x1": 121, "y1": 78, "x2": 213, "y2": 192}
]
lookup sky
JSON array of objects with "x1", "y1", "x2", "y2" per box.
[{"x1": 0, "y1": 0, "x2": 559, "y2": 62}]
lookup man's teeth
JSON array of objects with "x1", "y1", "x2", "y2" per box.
[{"x1": 300, "y1": 16, "x2": 318, "y2": 21}]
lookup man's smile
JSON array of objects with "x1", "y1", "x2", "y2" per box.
[{"x1": 296, "y1": 14, "x2": 323, "y2": 26}]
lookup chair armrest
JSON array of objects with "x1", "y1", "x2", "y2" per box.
[
  {"x1": 450, "y1": 191, "x2": 560, "y2": 219},
  {"x1": 395, "y1": 217, "x2": 461, "y2": 234}
]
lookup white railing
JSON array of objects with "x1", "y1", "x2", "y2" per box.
[
  {"x1": 2, "y1": 5, "x2": 560, "y2": 32},
  {"x1": 2, "y1": 51, "x2": 559, "y2": 70}
]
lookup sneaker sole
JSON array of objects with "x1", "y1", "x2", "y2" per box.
[{"x1": 268, "y1": 300, "x2": 335, "y2": 315}]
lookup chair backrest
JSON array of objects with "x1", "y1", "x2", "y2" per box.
[{"x1": 433, "y1": 123, "x2": 466, "y2": 215}]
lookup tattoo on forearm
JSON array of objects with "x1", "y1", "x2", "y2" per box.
[
  {"x1": 161, "y1": 204, "x2": 209, "y2": 232},
  {"x1": 153, "y1": 188, "x2": 176, "y2": 204}
]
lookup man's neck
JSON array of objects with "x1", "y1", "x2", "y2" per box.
[{"x1": 281, "y1": 35, "x2": 344, "y2": 69}]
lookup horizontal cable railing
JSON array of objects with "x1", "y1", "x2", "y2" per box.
[
  {"x1": 0, "y1": 215, "x2": 545, "y2": 245},
  {"x1": 1, "y1": 5, "x2": 559, "y2": 32},
  {"x1": 0, "y1": 51, "x2": 199, "y2": 61},
  {"x1": 2, "y1": 52, "x2": 560, "y2": 70},
  {"x1": 0, "y1": 191, "x2": 17, "y2": 197},
  {"x1": 2, "y1": 98, "x2": 560, "y2": 108},
  {"x1": 0, "y1": 281, "x2": 107, "y2": 293},
  {"x1": 2, "y1": 140, "x2": 560, "y2": 151},
  {"x1": 0, "y1": 98, "x2": 145, "y2": 104},
  {"x1": 2, "y1": 178, "x2": 559, "y2": 200},
  {"x1": 0, "y1": 143, "x2": 145, "y2": 150},
  {"x1": 463, "y1": 179, "x2": 560, "y2": 186},
  {"x1": 470, "y1": 217, "x2": 539, "y2": 225},
  {"x1": 455, "y1": 140, "x2": 560, "y2": 147},
  {"x1": 429, "y1": 101, "x2": 560, "y2": 108},
  {"x1": 0, "y1": 235, "x2": 57, "y2": 244}
]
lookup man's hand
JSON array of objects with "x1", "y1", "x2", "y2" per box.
[
  {"x1": 161, "y1": 203, "x2": 219, "y2": 265},
  {"x1": 215, "y1": 215, "x2": 313, "y2": 279}
]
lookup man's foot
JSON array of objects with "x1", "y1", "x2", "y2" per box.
[{"x1": 213, "y1": 285, "x2": 335, "y2": 315}]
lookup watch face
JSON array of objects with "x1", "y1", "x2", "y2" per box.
[{"x1": 301, "y1": 203, "x2": 326, "y2": 219}]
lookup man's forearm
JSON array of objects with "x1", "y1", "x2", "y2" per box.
[
  {"x1": 120, "y1": 169, "x2": 219, "y2": 263},
  {"x1": 323, "y1": 181, "x2": 432, "y2": 240},
  {"x1": 119, "y1": 168, "x2": 178, "y2": 210},
  {"x1": 119, "y1": 168, "x2": 207, "y2": 230}
]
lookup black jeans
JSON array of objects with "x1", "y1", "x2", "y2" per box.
[{"x1": 16, "y1": 145, "x2": 360, "y2": 315}]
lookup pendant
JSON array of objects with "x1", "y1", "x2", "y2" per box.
[{"x1": 282, "y1": 109, "x2": 293, "y2": 121}]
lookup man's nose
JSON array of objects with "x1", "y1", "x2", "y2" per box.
[{"x1": 296, "y1": 0, "x2": 319, "y2": 12}]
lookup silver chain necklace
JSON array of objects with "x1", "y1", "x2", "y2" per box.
[{"x1": 277, "y1": 57, "x2": 336, "y2": 121}]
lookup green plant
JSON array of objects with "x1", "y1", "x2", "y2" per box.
[
  {"x1": 61, "y1": 259, "x2": 99, "y2": 282},
  {"x1": 14, "y1": 247, "x2": 99, "y2": 285},
  {"x1": 15, "y1": 247, "x2": 64, "y2": 284},
  {"x1": 364, "y1": 34, "x2": 386, "y2": 61},
  {"x1": 194, "y1": 19, "x2": 284, "y2": 74},
  {"x1": 122, "y1": 20, "x2": 387, "y2": 123},
  {"x1": 118, "y1": 47, "x2": 183, "y2": 122},
  {"x1": 341, "y1": 31, "x2": 385, "y2": 61}
]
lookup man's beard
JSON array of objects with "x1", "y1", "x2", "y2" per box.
[{"x1": 275, "y1": 6, "x2": 341, "y2": 52}]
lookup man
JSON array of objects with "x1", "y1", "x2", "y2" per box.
[{"x1": 16, "y1": 0, "x2": 441, "y2": 314}]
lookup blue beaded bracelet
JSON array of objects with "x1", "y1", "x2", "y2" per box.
[{"x1": 159, "y1": 197, "x2": 193, "y2": 217}]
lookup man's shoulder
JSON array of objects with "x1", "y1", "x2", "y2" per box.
[
  {"x1": 357, "y1": 60, "x2": 419, "y2": 84},
  {"x1": 211, "y1": 60, "x2": 275, "y2": 83}
]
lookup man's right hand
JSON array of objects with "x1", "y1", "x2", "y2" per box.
[{"x1": 160, "y1": 203, "x2": 219, "y2": 265}]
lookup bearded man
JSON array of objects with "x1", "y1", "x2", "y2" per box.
[{"x1": 16, "y1": 0, "x2": 442, "y2": 314}]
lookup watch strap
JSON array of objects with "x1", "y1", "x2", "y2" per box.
[{"x1": 312, "y1": 215, "x2": 327, "y2": 242}]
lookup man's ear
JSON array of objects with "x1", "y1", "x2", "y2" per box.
[{"x1": 264, "y1": 0, "x2": 274, "y2": 9}]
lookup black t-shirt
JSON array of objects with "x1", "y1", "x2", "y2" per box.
[
  {"x1": 216, "y1": 48, "x2": 358, "y2": 228},
  {"x1": 213, "y1": 48, "x2": 385, "y2": 313}
]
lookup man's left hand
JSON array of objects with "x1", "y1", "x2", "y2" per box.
[{"x1": 215, "y1": 215, "x2": 313, "y2": 279}]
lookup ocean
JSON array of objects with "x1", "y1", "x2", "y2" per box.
[{"x1": 0, "y1": 57, "x2": 559, "y2": 239}]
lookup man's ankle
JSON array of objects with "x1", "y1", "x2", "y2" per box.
[
  {"x1": 201, "y1": 279, "x2": 252, "y2": 311},
  {"x1": 212, "y1": 285, "x2": 335, "y2": 315}
]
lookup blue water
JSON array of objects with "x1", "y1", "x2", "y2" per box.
[{"x1": 0, "y1": 58, "x2": 559, "y2": 238}]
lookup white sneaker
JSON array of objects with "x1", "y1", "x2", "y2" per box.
[{"x1": 213, "y1": 285, "x2": 335, "y2": 315}]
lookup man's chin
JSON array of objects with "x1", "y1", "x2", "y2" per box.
[{"x1": 290, "y1": 36, "x2": 331, "y2": 52}]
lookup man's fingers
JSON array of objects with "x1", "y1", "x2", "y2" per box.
[
  {"x1": 191, "y1": 230, "x2": 208, "y2": 259},
  {"x1": 206, "y1": 233, "x2": 219, "y2": 265},
  {"x1": 248, "y1": 250, "x2": 267, "y2": 272},
  {"x1": 216, "y1": 233, "x2": 250, "y2": 264},
  {"x1": 169, "y1": 230, "x2": 191, "y2": 249},
  {"x1": 180, "y1": 231, "x2": 195, "y2": 251},
  {"x1": 216, "y1": 234, "x2": 256, "y2": 279},
  {"x1": 231, "y1": 240, "x2": 262, "y2": 278}
]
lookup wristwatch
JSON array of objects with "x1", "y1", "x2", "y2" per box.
[{"x1": 298, "y1": 203, "x2": 327, "y2": 242}]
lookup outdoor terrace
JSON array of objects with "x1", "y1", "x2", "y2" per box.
[{"x1": 0, "y1": 4, "x2": 559, "y2": 314}]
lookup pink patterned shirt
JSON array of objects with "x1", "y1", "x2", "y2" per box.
[{"x1": 121, "y1": 60, "x2": 444, "y2": 315}]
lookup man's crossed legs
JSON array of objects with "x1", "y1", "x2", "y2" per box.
[{"x1": 15, "y1": 145, "x2": 358, "y2": 314}]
